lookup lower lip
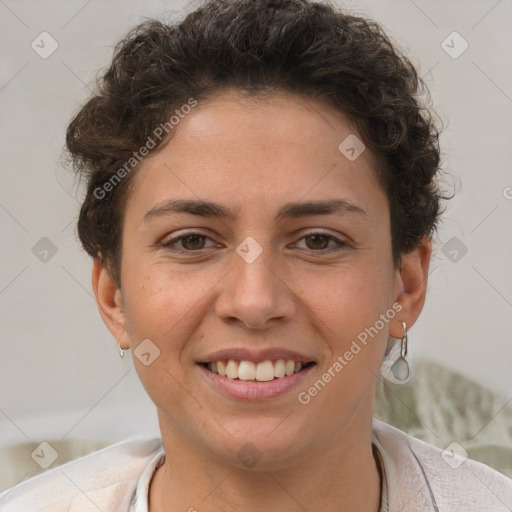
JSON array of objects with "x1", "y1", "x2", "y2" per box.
[{"x1": 197, "y1": 364, "x2": 316, "y2": 400}]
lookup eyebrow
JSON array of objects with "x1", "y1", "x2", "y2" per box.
[{"x1": 143, "y1": 198, "x2": 369, "y2": 223}]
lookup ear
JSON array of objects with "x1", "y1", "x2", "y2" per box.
[
  {"x1": 91, "y1": 259, "x2": 130, "y2": 350},
  {"x1": 389, "y1": 237, "x2": 432, "y2": 338}
]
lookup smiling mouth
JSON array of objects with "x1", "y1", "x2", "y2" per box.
[{"x1": 200, "y1": 359, "x2": 316, "y2": 382}]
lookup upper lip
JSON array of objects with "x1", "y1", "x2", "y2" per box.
[{"x1": 198, "y1": 347, "x2": 317, "y2": 364}]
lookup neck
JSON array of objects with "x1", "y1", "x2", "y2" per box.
[{"x1": 149, "y1": 416, "x2": 381, "y2": 512}]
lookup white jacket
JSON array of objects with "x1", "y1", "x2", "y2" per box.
[{"x1": 1, "y1": 418, "x2": 511, "y2": 511}]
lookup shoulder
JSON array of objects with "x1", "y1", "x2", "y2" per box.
[
  {"x1": 0, "y1": 436, "x2": 163, "y2": 512},
  {"x1": 372, "y1": 418, "x2": 512, "y2": 511}
]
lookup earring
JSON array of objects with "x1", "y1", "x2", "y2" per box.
[
  {"x1": 380, "y1": 322, "x2": 412, "y2": 384},
  {"x1": 391, "y1": 322, "x2": 409, "y2": 381},
  {"x1": 119, "y1": 346, "x2": 125, "y2": 358}
]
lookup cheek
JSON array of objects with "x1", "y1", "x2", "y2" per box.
[
  {"x1": 296, "y1": 267, "x2": 392, "y2": 412},
  {"x1": 119, "y1": 261, "x2": 209, "y2": 411},
  {"x1": 299, "y1": 260, "x2": 393, "y2": 347},
  {"x1": 120, "y1": 258, "x2": 220, "y2": 346},
  {"x1": 120, "y1": 269, "x2": 173, "y2": 342}
]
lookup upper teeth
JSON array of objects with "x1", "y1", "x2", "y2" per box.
[{"x1": 207, "y1": 359, "x2": 304, "y2": 381}]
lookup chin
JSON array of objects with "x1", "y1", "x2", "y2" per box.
[{"x1": 207, "y1": 416, "x2": 312, "y2": 471}]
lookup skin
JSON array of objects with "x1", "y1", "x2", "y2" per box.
[{"x1": 92, "y1": 89, "x2": 431, "y2": 512}]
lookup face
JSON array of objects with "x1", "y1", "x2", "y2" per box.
[{"x1": 95, "y1": 89, "x2": 428, "y2": 469}]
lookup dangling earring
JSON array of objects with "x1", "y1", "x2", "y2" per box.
[
  {"x1": 391, "y1": 322, "x2": 409, "y2": 381},
  {"x1": 380, "y1": 322, "x2": 412, "y2": 384},
  {"x1": 119, "y1": 346, "x2": 125, "y2": 358}
]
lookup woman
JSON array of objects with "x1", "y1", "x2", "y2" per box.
[{"x1": 2, "y1": 0, "x2": 511, "y2": 510}]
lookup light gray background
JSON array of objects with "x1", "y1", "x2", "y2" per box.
[{"x1": 1, "y1": 0, "x2": 511, "y2": 449}]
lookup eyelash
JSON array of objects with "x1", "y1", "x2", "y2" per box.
[{"x1": 160, "y1": 231, "x2": 348, "y2": 254}]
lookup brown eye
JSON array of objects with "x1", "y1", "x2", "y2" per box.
[
  {"x1": 161, "y1": 232, "x2": 216, "y2": 252},
  {"x1": 294, "y1": 232, "x2": 347, "y2": 253},
  {"x1": 304, "y1": 234, "x2": 330, "y2": 250},
  {"x1": 180, "y1": 234, "x2": 206, "y2": 250}
]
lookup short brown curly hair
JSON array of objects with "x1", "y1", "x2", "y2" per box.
[{"x1": 65, "y1": 0, "x2": 445, "y2": 285}]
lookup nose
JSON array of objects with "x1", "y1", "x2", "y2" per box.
[{"x1": 214, "y1": 248, "x2": 297, "y2": 330}]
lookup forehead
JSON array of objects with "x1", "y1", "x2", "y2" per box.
[
  {"x1": 164, "y1": 89, "x2": 359, "y2": 161},
  {"x1": 125, "y1": 89, "x2": 387, "y2": 221}
]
